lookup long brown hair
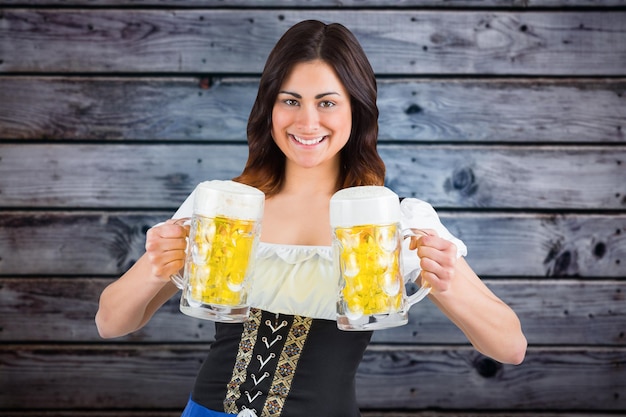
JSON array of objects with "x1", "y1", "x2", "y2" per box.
[{"x1": 233, "y1": 20, "x2": 385, "y2": 196}]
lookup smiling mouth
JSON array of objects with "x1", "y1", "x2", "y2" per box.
[{"x1": 291, "y1": 134, "x2": 326, "y2": 146}]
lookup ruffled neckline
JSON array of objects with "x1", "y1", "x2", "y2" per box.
[{"x1": 257, "y1": 241, "x2": 333, "y2": 264}]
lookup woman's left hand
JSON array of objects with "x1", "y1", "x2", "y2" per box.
[
  {"x1": 407, "y1": 229, "x2": 527, "y2": 365},
  {"x1": 408, "y1": 229, "x2": 458, "y2": 293}
]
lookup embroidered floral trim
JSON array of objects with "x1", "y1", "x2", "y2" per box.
[
  {"x1": 224, "y1": 310, "x2": 312, "y2": 416},
  {"x1": 224, "y1": 309, "x2": 261, "y2": 413},
  {"x1": 256, "y1": 242, "x2": 332, "y2": 264}
]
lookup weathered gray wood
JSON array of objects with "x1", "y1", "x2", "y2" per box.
[
  {"x1": 1, "y1": 10, "x2": 625, "y2": 75},
  {"x1": 356, "y1": 346, "x2": 626, "y2": 410},
  {"x1": 0, "y1": 212, "x2": 624, "y2": 277},
  {"x1": 380, "y1": 145, "x2": 626, "y2": 209},
  {"x1": 0, "y1": 77, "x2": 256, "y2": 141},
  {"x1": 0, "y1": 344, "x2": 198, "y2": 409},
  {"x1": 1, "y1": 144, "x2": 625, "y2": 209},
  {"x1": 0, "y1": 345, "x2": 624, "y2": 410},
  {"x1": 0, "y1": 277, "x2": 217, "y2": 343},
  {"x1": 378, "y1": 78, "x2": 626, "y2": 143},
  {"x1": 0, "y1": 144, "x2": 247, "y2": 209},
  {"x1": 0, "y1": 413, "x2": 182, "y2": 417},
  {"x1": 1, "y1": 77, "x2": 624, "y2": 142},
  {"x1": 1, "y1": 278, "x2": 624, "y2": 345},
  {"x1": 0, "y1": 77, "x2": 258, "y2": 141},
  {"x1": 0, "y1": 413, "x2": 618, "y2": 417},
  {"x1": 445, "y1": 213, "x2": 626, "y2": 277},
  {"x1": 0, "y1": 212, "x2": 165, "y2": 275},
  {"x1": 365, "y1": 412, "x2": 620, "y2": 417},
  {"x1": 0, "y1": 2, "x2": 624, "y2": 416},
  {"x1": 2, "y1": 0, "x2": 626, "y2": 7},
  {"x1": 377, "y1": 279, "x2": 626, "y2": 345}
]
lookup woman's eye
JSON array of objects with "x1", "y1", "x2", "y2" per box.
[
  {"x1": 284, "y1": 99, "x2": 299, "y2": 106},
  {"x1": 319, "y1": 101, "x2": 335, "y2": 108}
]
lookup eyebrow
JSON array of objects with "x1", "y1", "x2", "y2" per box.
[{"x1": 278, "y1": 90, "x2": 340, "y2": 99}]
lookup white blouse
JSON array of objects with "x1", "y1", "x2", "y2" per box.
[{"x1": 172, "y1": 190, "x2": 467, "y2": 321}]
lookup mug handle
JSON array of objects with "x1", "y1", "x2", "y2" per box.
[
  {"x1": 170, "y1": 271, "x2": 185, "y2": 290},
  {"x1": 169, "y1": 218, "x2": 192, "y2": 290},
  {"x1": 401, "y1": 228, "x2": 432, "y2": 310}
]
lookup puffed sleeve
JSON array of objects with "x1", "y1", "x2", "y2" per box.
[
  {"x1": 399, "y1": 198, "x2": 467, "y2": 277},
  {"x1": 171, "y1": 187, "x2": 197, "y2": 219},
  {"x1": 149, "y1": 186, "x2": 197, "y2": 230}
]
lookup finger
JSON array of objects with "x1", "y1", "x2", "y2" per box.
[
  {"x1": 420, "y1": 269, "x2": 450, "y2": 293},
  {"x1": 146, "y1": 245, "x2": 187, "y2": 271},
  {"x1": 148, "y1": 247, "x2": 186, "y2": 265},
  {"x1": 419, "y1": 228, "x2": 439, "y2": 237},
  {"x1": 145, "y1": 228, "x2": 188, "y2": 254},
  {"x1": 418, "y1": 234, "x2": 456, "y2": 253},
  {"x1": 420, "y1": 254, "x2": 454, "y2": 276},
  {"x1": 418, "y1": 244, "x2": 457, "y2": 274},
  {"x1": 151, "y1": 256, "x2": 186, "y2": 280},
  {"x1": 146, "y1": 235, "x2": 187, "y2": 254},
  {"x1": 407, "y1": 228, "x2": 438, "y2": 250},
  {"x1": 417, "y1": 238, "x2": 455, "y2": 258},
  {"x1": 167, "y1": 217, "x2": 191, "y2": 232},
  {"x1": 420, "y1": 254, "x2": 455, "y2": 288},
  {"x1": 151, "y1": 221, "x2": 190, "y2": 239}
]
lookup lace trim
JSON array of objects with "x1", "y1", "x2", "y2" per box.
[{"x1": 256, "y1": 242, "x2": 332, "y2": 264}]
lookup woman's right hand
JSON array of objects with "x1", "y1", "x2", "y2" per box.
[
  {"x1": 144, "y1": 218, "x2": 190, "y2": 282},
  {"x1": 96, "y1": 217, "x2": 190, "y2": 338}
]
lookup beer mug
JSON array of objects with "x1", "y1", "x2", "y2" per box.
[
  {"x1": 170, "y1": 180, "x2": 264, "y2": 322},
  {"x1": 330, "y1": 186, "x2": 430, "y2": 331}
]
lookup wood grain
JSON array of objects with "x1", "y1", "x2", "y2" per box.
[
  {"x1": 1, "y1": 1, "x2": 624, "y2": 415},
  {"x1": 1, "y1": 144, "x2": 624, "y2": 209},
  {"x1": 1, "y1": 10, "x2": 625, "y2": 75},
  {"x1": 0, "y1": 345, "x2": 623, "y2": 410},
  {"x1": 1, "y1": 278, "x2": 624, "y2": 346},
  {"x1": 0, "y1": 412, "x2": 620, "y2": 417},
  {"x1": 356, "y1": 346, "x2": 626, "y2": 410},
  {"x1": 0, "y1": 77, "x2": 623, "y2": 142},
  {"x1": 1, "y1": 212, "x2": 624, "y2": 277},
  {"x1": 2, "y1": 0, "x2": 626, "y2": 7}
]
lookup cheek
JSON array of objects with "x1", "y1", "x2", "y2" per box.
[
  {"x1": 330, "y1": 112, "x2": 352, "y2": 139},
  {"x1": 270, "y1": 110, "x2": 290, "y2": 149},
  {"x1": 271, "y1": 108, "x2": 290, "y2": 130}
]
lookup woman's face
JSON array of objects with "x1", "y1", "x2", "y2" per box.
[{"x1": 271, "y1": 60, "x2": 352, "y2": 171}]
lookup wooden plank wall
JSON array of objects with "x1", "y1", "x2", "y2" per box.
[{"x1": 1, "y1": 1, "x2": 625, "y2": 416}]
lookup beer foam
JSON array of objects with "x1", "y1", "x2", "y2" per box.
[
  {"x1": 193, "y1": 180, "x2": 265, "y2": 220},
  {"x1": 330, "y1": 186, "x2": 400, "y2": 227}
]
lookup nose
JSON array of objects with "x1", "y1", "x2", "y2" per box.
[{"x1": 295, "y1": 104, "x2": 320, "y2": 132}]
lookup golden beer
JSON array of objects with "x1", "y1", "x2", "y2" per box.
[
  {"x1": 171, "y1": 180, "x2": 264, "y2": 322},
  {"x1": 187, "y1": 214, "x2": 257, "y2": 306},
  {"x1": 331, "y1": 185, "x2": 431, "y2": 330},
  {"x1": 335, "y1": 223, "x2": 403, "y2": 317}
]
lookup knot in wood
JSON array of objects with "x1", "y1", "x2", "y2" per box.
[
  {"x1": 445, "y1": 167, "x2": 478, "y2": 197},
  {"x1": 405, "y1": 103, "x2": 423, "y2": 115},
  {"x1": 474, "y1": 356, "x2": 502, "y2": 378}
]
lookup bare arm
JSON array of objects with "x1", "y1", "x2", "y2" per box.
[
  {"x1": 95, "y1": 220, "x2": 188, "y2": 338},
  {"x1": 411, "y1": 232, "x2": 527, "y2": 365},
  {"x1": 428, "y1": 257, "x2": 527, "y2": 364}
]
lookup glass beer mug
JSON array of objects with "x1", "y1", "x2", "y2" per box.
[
  {"x1": 170, "y1": 180, "x2": 264, "y2": 322},
  {"x1": 330, "y1": 186, "x2": 430, "y2": 331}
]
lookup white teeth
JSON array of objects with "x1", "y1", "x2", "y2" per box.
[{"x1": 293, "y1": 135, "x2": 324, "y2": 145}]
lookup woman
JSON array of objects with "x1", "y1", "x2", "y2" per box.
[{"x1": 96, "y1": 20, "x2": 527, "y2": 416}]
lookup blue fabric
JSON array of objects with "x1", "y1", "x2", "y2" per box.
[{"x1": 181, "y1": 395, "x2": 237, "y2": 417}]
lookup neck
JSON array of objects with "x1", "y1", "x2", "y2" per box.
[{"x1": 280, "y1": 162, "x2": 340, "y2": 197}]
